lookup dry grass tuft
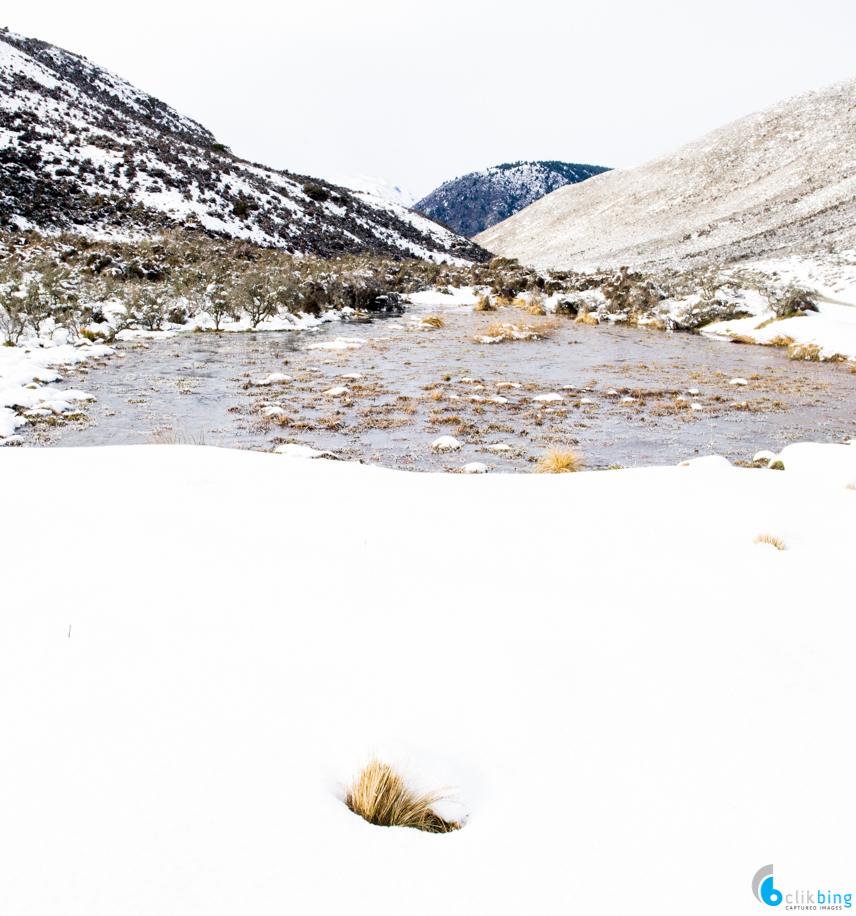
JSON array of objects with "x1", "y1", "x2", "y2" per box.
[
  {"x1": 846, "y1": 482, "x2": 855, "y2": 491},
  {"x1": 534, "y1": 447, "x2": 585, "y2": 474},
  {"x1": 575, "y1": 310, "x2": 599, "y2": 325},
  {"x1": 151, "y1": 426, "x2": 216, "y2": 446},
  {"x1": 344, "y1": 758, "x2": 461, "y2": 833},
  {"x1": 421, "y1": 315, "x2": 445, "y2": 329},
  {"x1": 754, "y1": 533, "x2": 786, "y2": 550},
  {"x1": 473, "y1": 295, "x2": 496, "y2": 312}
]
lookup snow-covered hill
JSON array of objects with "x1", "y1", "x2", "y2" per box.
[
  {"x1": 476, "y1": 79, "x2": 856, "y2": 271},
  {"x1": 415, "y1": 161, "x2": 610, "y2": 238},
  {"x1": 327, "y1": 174, "x2": 417, "y2": 209},
  {"x1": 0, "y1": 29, "x2": 488, "y2": 263}
]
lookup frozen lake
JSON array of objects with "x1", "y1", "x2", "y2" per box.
[{"x1": 25, "y1": 309, "x2": 856, "y2": 470}]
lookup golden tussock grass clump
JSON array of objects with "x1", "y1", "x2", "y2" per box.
[
  {"x1": 767, "y1": 335, "x2": 795, "y2": 348},
  {"x1": 429, "y1": 388, "x2": 444, "y2": 401},
  {"x1": 534, "y1": 447, "x2": 585, "y2": 474},
  {"x1": 473, "y1": 295, "x2": 495, "y2": 312},
  {"x1": 754, "y1": 533, "x2": 786, "y2": 550},
  {"x1": 421, "y1": 315, "x2": 445, "y2": 328},
  {"x1": 344, "y1": 758, "x2": 461, "y2": 833},
  {"x1": 523, "y1": 297, "x2": 546, "y2": 316},
  {"x1": 575, "y1": 310, "x2": 598, "y2": 325},
  {"x1": 845, "y1": 482, "x2": 855, "y2": 490}
]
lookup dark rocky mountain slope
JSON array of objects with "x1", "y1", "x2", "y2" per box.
[
  {"x1": 0, "y1": 29, "x2": 489, "y2": 262},
  {"x1": 414, "y1": 161, "x2": 610, "y2": 237}
]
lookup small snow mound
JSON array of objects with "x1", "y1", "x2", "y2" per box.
[
  {"x1": 729, "y1": 378, "x2": 749, "y2": 386},
  {"x1": 306, "y1": 337, "x2": 364, "y2": 351},
  {"x1": 432, "y1": 436, "x2": 461, "y2": 450},
  {"x1": 775, "y1": 443, "x2": 856, "y2": 484},
  {"x1": 323, "y1": 386, "x2": 348, "y2": 396},
  {"x1": 533, "y1": 393, "x2": 563, "y2": 402},
  {"x1": 486, "y1": 443, "x2": 512, "y2": 452},
  {"x1": 251, "y1": 373, "x2": 292, "y2": 386},
  {"x1": 753, "y1": 449, "x2": 778, "y2": 463},
  {"x1": 463, "y1": 462, "x2": 488, "y2": 473}
]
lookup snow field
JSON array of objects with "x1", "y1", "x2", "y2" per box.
[{"x1": 0, "y1": 444, "x2": 854, "y2": 914}]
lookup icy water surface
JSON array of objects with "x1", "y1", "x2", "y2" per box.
[{"x1": 28, "y1": 308, "x2": 856, "y2": 470}]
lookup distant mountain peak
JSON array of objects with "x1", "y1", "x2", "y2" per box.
[{"x1": 414, "y1": 160, "x2": 611, "y2": 238}]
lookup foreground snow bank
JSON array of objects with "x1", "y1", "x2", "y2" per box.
[
  {"x1": 0, "y1": 445, "x2": 854, "y2": 915},
  {"x1": 704, "y1": 300, "x2": 856, "y2": 360}
]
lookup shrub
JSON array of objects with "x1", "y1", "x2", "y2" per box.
[
  {"x1": 232, "y1": 199, "x2": 250, "y2": 219},
  {"x1": 0, "y1": 271, "x2": 25, "y2": 345},
  {"x1": 534, "y1": 447, "x2": 584, "y2": 473},
  {"x1": 303, "y1": 184, "x2": 330, "y2": 202},
  {"x1": 236, "y1": 271, "x2": 280, "y2": 327},
  {"x1": 344, "y1": 758, "x2": 461, "y2": 833}
]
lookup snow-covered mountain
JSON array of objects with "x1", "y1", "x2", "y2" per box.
[
  {"x1": 0, "y1": 29, "x2": 488, "y2": 263},
  {"x1": 327, "y1": 174, "x2": 417, "y2": 209},
  {"x1": 476, "y1": 79, "x2": 856, "y2": 271},
  {"x1": 415, "y1": 161, "x2": 610, "y2": 238}
]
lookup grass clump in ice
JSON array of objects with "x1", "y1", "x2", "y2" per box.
[
  {"x1": 754, "y1": 533, "x2": 786, "y2": 551},
  {"x1": 150, "y1": 425, "x2": 217, "y2": 446},
  {"x1": 535, "y1": 447, "x2": 585, "y2": 474},
  {"x1": 421, "y1": 315, "x2": 445, "y2": 329},
  {"x1": 344, "y1": 758, "x2": 461, "y2": 834},
  {"x1": 473, "y1": 294, "x2": 495, "y2": 312}
]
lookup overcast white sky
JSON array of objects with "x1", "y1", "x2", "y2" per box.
[{"x1": 6, "y1": 0, "x2": 856, "y2": 199}]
